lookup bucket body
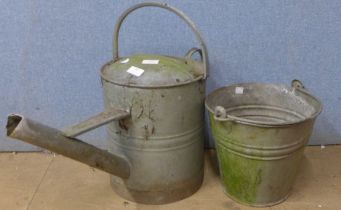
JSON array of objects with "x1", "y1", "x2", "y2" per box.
[
  {"x1": 102, "y1": 79, "x2": 205, "y2": 204},
  {"x1": 206, "y1": 82, "x2": 322, "y2": 206}
]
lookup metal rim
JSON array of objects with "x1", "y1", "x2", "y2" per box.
[
  {"x1": 99, "y1": 60, "x2": 204, "y2": 89},
  {"x1": 205, "y1": 82, "x2": 323, "y2": 127}
]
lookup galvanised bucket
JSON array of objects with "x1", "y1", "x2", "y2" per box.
[{"x1": 205, "y1": 80, "x2": 322, "y2": 207}]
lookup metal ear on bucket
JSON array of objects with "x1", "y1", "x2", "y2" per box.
[
  {"x1": 6, "y1": 2, "x2": 208, "y2": 204},
  {"x1": 206, "y1": 80, "x2": 322, "y2": 206}
]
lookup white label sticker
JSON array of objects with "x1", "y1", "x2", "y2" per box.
[
  {"x1": 120, "y1": 58, "x2": 129, "y2": 64},
  {"x1": 142, "y1": 59, "x2": 159, "y2": 64},
  {"x1": 127, "y1": 66, "x2": 144, "y2": 77},
  {"x1": 235, "y1": 87, "x2": 244, "y2": 94}
]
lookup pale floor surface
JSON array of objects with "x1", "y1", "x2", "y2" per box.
[{"x1": 0, "y1": 146, "x2": 340, "y2": 210}]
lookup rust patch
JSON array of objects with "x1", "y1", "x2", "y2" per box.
[
  {"x1": 137, "y1": 106, "x2": 144, "y2": 119},
  {"x1": 148, "y1": 109, "x2": 155, "y2": 121},
  {"x1": 119, "y1": 119, "x2": 130, "y2": 131},
  {"x1": 151, "y1": 125, "x2": 155, "y2": 134},
  {"x1": 144, "y1": 125, "x2": 149, "y2": 140},
  {"x1": 147, "y1": 100, "x2": 155, "y2": 122}
]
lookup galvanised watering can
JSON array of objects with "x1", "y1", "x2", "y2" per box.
[{"x1": 6, "y1": 2, "x2": 208, "y2": 204}]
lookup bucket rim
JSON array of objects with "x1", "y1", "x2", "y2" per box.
[{"x1": 205, "y1": 82, "x2": 323, "y2": 128}]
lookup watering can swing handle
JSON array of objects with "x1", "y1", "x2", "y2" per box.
[
  {"x1": 112, "y1": 2, "x2": 209, "y2": 79},
  {"x1": 185, "y1": 48, "x2": 203, "y2": 61}
]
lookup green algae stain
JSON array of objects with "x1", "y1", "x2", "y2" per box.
[
  {"x1": 209, "y1": 113, "x2": 263, "y2": 204},
  {"x1": 217, "y1": 147, "x2": 263, "y2": 204}
]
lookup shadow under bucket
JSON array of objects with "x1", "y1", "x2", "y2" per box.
[{"x1": 205, "y1": 80, "x2": 322, "y2": 207}]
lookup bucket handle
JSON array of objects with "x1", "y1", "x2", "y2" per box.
[
  {"x1": 214, "y1": 106, "x2": 242, "y2": 122},
  {"x1": 291, "y1": 79, "x2": 313, "y2": 95},
  {"x1": 291, "y1": 79, "x2": 305, "y2": 89},
  {"x1": 112, "y1": 2, "x2": 208, "y2": 79}
]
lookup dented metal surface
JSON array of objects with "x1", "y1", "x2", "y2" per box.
[
  {"x1": 6, "y1": 2, "x2": 208, "y2": 205},
  {"x1": 205, "y1": 80, "x2": 322, "y2": 206}
]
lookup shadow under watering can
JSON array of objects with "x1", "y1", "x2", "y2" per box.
[{"x1": 6, "y1": 2, "x2": 208, "y2": 205}]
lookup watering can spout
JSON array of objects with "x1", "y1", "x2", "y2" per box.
[{"x1": 6, "y1": 112, "x2": 131, "y2": 179}]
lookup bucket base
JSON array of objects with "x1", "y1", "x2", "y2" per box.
[
  {"x1": 223, "y1": 189, "x2": 290, "y2": 207},
  {"x1": 110, "y1": 171, "x2": 203, "y2": 204}
]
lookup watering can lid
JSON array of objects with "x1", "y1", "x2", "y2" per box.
[{"x1": 100, "y1": 54, "x2": 204, "y2": 88}]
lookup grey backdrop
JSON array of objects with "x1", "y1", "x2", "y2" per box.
[{"x1": 1, "y1": 0, "x2": 340, "y2": 151}]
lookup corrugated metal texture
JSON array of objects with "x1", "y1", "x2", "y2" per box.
[{"x1": 1, "y1": 0, "x2": 340, "y2": 151}]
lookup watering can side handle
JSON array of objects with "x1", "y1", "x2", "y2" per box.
[
  {"x1": 185, "y1": 48, "x2": 203, "y2": 61},
  {"x1": 112, "y1": 2, "x2": 209, "y2": 79},
  {"x1": 62, "y1": 108, "x2": 130, "y2": 138}
]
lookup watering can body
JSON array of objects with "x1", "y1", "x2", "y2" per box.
[
  {"x1": 6, "y1": 2, "x2": 208, "y2": 204},
  {"x1": 103, "y1": 62, "x2": 205, "y2": 203}
]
